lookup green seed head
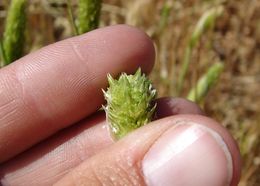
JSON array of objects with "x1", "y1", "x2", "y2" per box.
[
  {"x1": 103, "y1": 68, "x2": 157, "y2": 140},
  {"x1": 2, "y1": 0, "x2": 27, "y2": 65},
  {"x1": 77, "y1": 0, "x2": 102, "y2": 34}
]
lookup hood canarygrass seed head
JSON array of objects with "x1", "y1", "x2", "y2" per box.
[{"x1": 103, "y1": 68, "x2": 157, "y2": 140}]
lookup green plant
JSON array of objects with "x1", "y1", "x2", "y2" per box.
[
  {"x1": 177, "y1": 6, "x2": 223, "y2": 94},
  {"x1": 187, "y1": 62, "x2": 224, "y2": 103},
  {"x1": 103, "y1": 68, "x2": 157, "y2": 140},
  {"x1": 66, "y1": 0, "x2": 79, "y2": 35},
  {"x1": 158, "y1": 2, "x2": 172, "y2": 34},
  {"x1": 77, "y1": 0, "x2": 102, "y2": 34},
  {"x1": 1, "y1": 0, "x2": 27, "y2": 66}
]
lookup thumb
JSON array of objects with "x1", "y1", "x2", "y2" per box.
[{"x1": 54, "y1": 115, "x2": 241, "y2": 186}]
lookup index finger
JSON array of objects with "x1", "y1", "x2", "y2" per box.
[{"x1": 0, "y1": 25, "x2": 155, "y2": 162}]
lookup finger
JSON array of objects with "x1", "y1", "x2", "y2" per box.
[
  {"x1": 0, "y1": 97, "x2": 206, "y2": 185},
  {"x1": 0, "y1": 25, "x2": 155, "y2": 162},
  {"x1": 55, "y1": 115, "x2": 241, "y2": 186},
  {"x1": 0, "y1": 112, "x2": 113, "y2": 186},
  {"x1": 155, "y1": 97, "x2": 205, "y2": 119}
]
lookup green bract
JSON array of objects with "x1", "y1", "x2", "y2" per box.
[{"x1": 103, "y1": 68, "x2": 157, "y2": 140}]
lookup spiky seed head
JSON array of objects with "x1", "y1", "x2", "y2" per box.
[{"x1": 103, "y1": 68, "x2": 157, "y2": 140}]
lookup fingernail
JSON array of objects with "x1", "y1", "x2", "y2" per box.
[{"x1": 142, "y1": 121, "x2": 233, "y2": 186}]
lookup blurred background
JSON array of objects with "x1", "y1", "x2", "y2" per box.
[{"x1": 0, "y1": 0, "x2": 259, "y2": 185}]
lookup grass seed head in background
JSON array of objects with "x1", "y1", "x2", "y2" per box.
[
  {"x1": 1, "y1": 0, "x2": 27, "y2": 66},
  {"x1": 189, "y1": 6, "x2": 223, "y2": 49},
  {"x1": 77, "y1": 0, "x2": 102, "y2": 34},
  {"x1": 103, "y1": 68, "x2": 157, "y2": 140},
  {"x1": 187, "y1": 62, "x2": 224, "y2": 103},
  {"x1": 177, "y1": 6, "x2": 224, "y2": 95}
]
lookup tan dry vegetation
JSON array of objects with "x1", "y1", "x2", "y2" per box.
[{"x1": 0, "y1": 0, "x2": 259, "y2": 185}]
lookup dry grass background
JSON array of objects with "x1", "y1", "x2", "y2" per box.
[{"x1": 0, "y1": 0, "x2": 259, "y2": 185}]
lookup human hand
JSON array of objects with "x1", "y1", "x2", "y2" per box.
[{"x1": 0, "y1": 25, "x2": 241, "y2": 186}]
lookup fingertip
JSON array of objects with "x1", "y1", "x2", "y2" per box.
[
  {"x1": 121, "y1": 114, "x2": 241, "y2": 186},
  {"x1": 155, "y1": 97, "x2": 205, "y2": 118},
  {"x1": 71, "y1": 24, "x2": 155, "y2": 75},
  {"x1": 150, "y1": 115, "x2": 241, "y2": 186},
  {"x1": 54, "y1": 114, "x2": 241, "y2": 186},
  {"x1": 112, "y1": 24, "x2": 155, "y2": 74}
]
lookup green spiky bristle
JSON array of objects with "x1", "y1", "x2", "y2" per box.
[{"x1": 103, "y1": 68, "x2": 157, "y2": 140}]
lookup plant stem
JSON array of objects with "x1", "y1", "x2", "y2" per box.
[{"x1": 158, "y1": 2, "x2": 172, "y2": 33}]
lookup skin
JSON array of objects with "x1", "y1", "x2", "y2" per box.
[{"x1": 0, "y1": 25, "x2": 241, "y2": 186}]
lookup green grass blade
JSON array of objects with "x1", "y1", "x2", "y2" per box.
[
  {"x1": 187, "y1": 62, "x2": 224, "y2": 103},
  {"x1": 77, "y1": 0, "x2": 102, "y2": 34},
  {"x1": 2, "y1": 0, "x2": 27, "y2": 65}
]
